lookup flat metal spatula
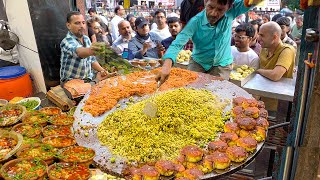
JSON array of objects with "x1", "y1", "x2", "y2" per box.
[{"x1": 143, "y1": 81, "x2": 161, "y2": 117}]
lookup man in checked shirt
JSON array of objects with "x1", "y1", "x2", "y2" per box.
[{"x1": 60, "y1": 11, "x2": 114, "y2": 84}]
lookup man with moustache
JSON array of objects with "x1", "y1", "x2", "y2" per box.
[
  {"x1": 156, "y1": 0, "x2": 262, "y2": 84},
  {"x1": 112, "y1": 20, "x2": 135, "y2": 54},
  {"x1": 60, "y1": 11, "x2": 109, "y2": 84}
]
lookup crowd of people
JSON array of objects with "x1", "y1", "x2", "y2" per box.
[{"x1": 59, "y1": 0, "x2": 304, "y2": 86}]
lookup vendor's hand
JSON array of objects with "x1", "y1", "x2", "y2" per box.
[
  {"x1": 96, "y1": 71, "x2": 109, "y2": 81},
  {"x1": 90, "y1": 42, "x2": 104, "y2": 52},
  {"x1": 99, "y1": 70, "x2": 108, "y2": 77},
  {"x1": 107, "y1": 71, "x2": 118, "y2": 77},
  {"x1": 155, "y1": 59, "x2": 172, "y2": 85}
]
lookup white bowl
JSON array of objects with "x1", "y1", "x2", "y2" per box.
[{"x1": 18, "y1": 97, "x2": 41, "y2": 110}]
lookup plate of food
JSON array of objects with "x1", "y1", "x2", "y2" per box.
[
  {"x1": 42, "y1": 135, "x2": 77, "y2": 148},
  {"x1": 39, "y1": 107, "x2": 62, "y2": 116},
  {"x1": 16, "y1": 143, "x2": 56, "y2": 165},
  {"x1": 42, "y1": 125, "x2": 73, "y2": 137},
  {"x1": 0, "y1": 104, "x2": 26, "y2": 127},
  {"x1": 57, "y1": 146, "x2": 95, "y2": 167},
  {"x1": 22, "y1": 110, "x2": 48, "y2": 126},
  {"x1": 0, "y1": 130, "x2": 23, "y2": 163},
  {"x1": 17, "y1": 97, "x2": 41, "y2": 111},
  {"x1": 0, "y1": 158, "x2": 47, "y2": 180},
  {"x1": 11, "y1": 123, "x2": 42, "y2": 138},
  {"x1": 48, "y1": 162, "x2": 91, "y2": 180},
  {"x1": 48, "y1": 113, "x2": 75, "y2": 126}
]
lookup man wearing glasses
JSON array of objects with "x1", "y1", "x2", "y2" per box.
[
  {"x1": 150, "y1": 9, "x2": 171, "y2": 40},
  {"x1": 156, "y1": 0, "x2": 262, "y2": 84},
  {"x1": 231, "y1": 23, "x2": 259, "y2": 69},
  {"x1": 111, "y1": 5, "x2": 125, "y2": 41}
]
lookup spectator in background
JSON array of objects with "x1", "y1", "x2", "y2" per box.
[
  {"x1": 128, "y1": 17, "x2": 162, "y2": 59},
  {"x1": 88, "y1": 18, "x2": 112, "y2": 45},
  {"x1": 276, "y1": 17, "x2": 297, "y2": 49},
  {"x1": 110, "y1": 5, "x2": 125, "y2": 41},
  {"x1": 249, "y1": 19, "x2": 262, "y2": 56},
  {"x1": 291, "y1": 15, "x2": 303, "y2": 44},
  {"x1": 161, "y1": 17, "x2": 182, "y2": 50},
  {"x1": 262, "y1": 14, "x2": 270, "y2": 24},
  {"x1": 149, "y1": 12, "x2": 157, "y2": 30},
  {"x1": 231, "y1": 23, "x2": 259, "y2": 69},
  {"x1": 150, "y1": 9, "x2": 171, "y2": 40},
  {"x1": 180, "y1": 0, "x2": 204, "y2": 28},
  {"x1": 167, "y1": 9, "x2": 179, "y2": 18},
  {"x1": 271, "y1": 13, "x2": 282, "y2": 22},
  {"x1": 112, "y1": 20, "x2": 134, "y2": 54},
  {"x1": 257, "y1": 22, "x2": 295, "y2": 81},
  {"x1": 126, "y1": 14, "x2": 137, "y2": 32},
  {"x1": 88, "y1": 8, "x2": 109, "y2": 28}
]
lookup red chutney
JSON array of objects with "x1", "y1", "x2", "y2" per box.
[
  {"x1": 49, "y1": 163, "x2": 91, "y2": 180},
  {"x1": 59, "y1": 146, "x2": 95, "y2": 162},
  {"x1": 43, "y1": 125, "x2": 73, "y2": 137}
]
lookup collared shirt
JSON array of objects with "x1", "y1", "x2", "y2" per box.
[
  {"x1": 260, "y1": 42, "x2": 295, "y2": 78},
  {"x1": 150, "y1": 25, "x2": 171, "y2": 40},
  {"x1": 60, "y1": 31, "x2": 96, "y2": 82},
  {"x1": 112, "y1": 33, "x2": 135, "y2": 54},
  {"x1": 291, "y1": 24, "x2": 302, "y2": 40},
  {"x1": 282, "y1": 34, "x2": 297, "y2": 49},
  {"x1": 250, "y1": 40, "x2": 262, "y2": 56},
  {"x1": 163, "y1": 0, "x2": 250, "y2": 71},
  {"x1": 128, "y1": 32, "x2": 162, "y2": 59},
  {"x1": 231, "y1": 46, "x2": 259, "y2": 69},
  {"x1": 111, "y1": 15, "x2": 124, "y2": 41}
]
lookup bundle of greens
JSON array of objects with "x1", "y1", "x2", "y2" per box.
[{"x1": 92, "y1": 42, "x2": 133, "y2": 74}]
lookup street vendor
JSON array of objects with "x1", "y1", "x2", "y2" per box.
[
  {"x1": 156, "y1": 0, "x2": 262, "y2": 84},
  {"x1": 60, "y1": 11, "x2": 111, "y2": 84}
]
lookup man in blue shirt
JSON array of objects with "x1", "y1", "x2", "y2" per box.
[
  {"x1": 60, "y1": 11, "x2": 110, "y2": 84},
  {"x1": 128, "y1": 17, "x2": 163, "y2": 59},
  {"x1": 161, "y1": 17, "x2": 182, "y2": 50},
  {"x1": 156, "y1": 0, "x2": 260, "y2": 84}
]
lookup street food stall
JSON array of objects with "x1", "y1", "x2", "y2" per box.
[{"x1": 0, "y1": 0, "x2": 320, "y2": 179}]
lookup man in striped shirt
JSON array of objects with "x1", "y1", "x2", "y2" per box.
[{"x1": 60, "y1": 11, "x2": 109, "y2": 84}]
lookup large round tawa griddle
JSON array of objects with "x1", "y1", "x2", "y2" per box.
[{"x1": 73, "y1": 73, "x2": 263, "y2": 179}]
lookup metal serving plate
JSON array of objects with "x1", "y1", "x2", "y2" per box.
[{"x1": 73, "y1": 72, "x2": 264, "y2": 179}]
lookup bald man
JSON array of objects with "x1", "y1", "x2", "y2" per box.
[
  {"x1": 112, "y1": 20, "x2": 134, "y2": 54},
  {"x1": 257, "y1": 22, "x2": 295, "y2": 81}
]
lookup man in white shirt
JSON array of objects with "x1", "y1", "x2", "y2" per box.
[
  {"x1": 112, "y1": 20, "x2": 135, "y2": 54},
  {"x1": 110, "y1": 5, "x2": 125, "y2": 41},
  {"x1": 88, "y1": 8, "x2": 109, "y2": 26},
  {"x1": 150, "y1": 9, "x2": 171, "y2": 40},
  {"x1": 231, "y1": 23, "x2": 259, "y2": 69}
]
